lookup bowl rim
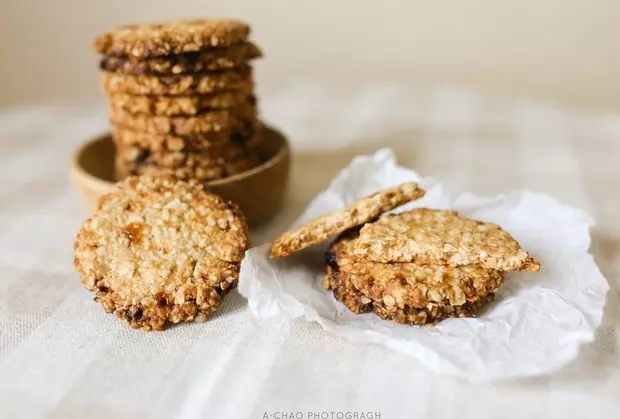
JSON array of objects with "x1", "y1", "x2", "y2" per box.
[{"x1": 70, "y1": 124, "x2": 290, "y2": 189}]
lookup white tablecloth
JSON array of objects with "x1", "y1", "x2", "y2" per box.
[{"x1": 1, "y1": 85, "x2": 619, "y2": 419}]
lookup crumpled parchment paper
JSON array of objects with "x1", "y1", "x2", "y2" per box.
[{"x1": 238, "y1": 149, "x2": 609, "y2": 381}]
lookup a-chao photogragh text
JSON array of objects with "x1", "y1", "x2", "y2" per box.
[{"x1": 262, "y1": 412, "x2": 381, "y2": 419}]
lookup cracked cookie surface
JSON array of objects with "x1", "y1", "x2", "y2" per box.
[{"x1": 354, "y1": 208, "x2": 540, "y2": 271}]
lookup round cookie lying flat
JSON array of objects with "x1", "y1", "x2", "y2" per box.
[
  {"x1": 114, "y1": 146, "x2": 261, "y2": 182},
  {"x1": 107, "y1": 90, "x2": 254, "y2": 116},
  {"x1": 100, "y1": 67, "x2": 251, "y2": 96},
  {"x1": 113, "y1": 128, "x2": 261, "y2": 154},
  {"x1": 94, "y1": 19, "x2": 251, "y2": 58},
  {"x1": 325, "y1": 229, "x2": 503, "y2": 325},
  {"x1": 354, "y1": 208, "x2": 540, "y2": 271},
  {"x1": 73, "y1": 176, "x2": 250, "y2": 330},
  {"x1": 108, "y1": 103, "x2": 256, "y2": 135},
  {"x1": 269, "y1": 182, "x2": 425, "y2": 258},
  {"x1": 100, "y1": 42, "x2": 262, "y2": 75},
  {"x1": 112, "y1": 120, "x2": 260, "y2": 151},
  {"x1": 325, "y1": 264, "x2": 492, "y2": 324}
]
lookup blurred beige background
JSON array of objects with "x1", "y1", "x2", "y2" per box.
[{"x1": 0, "y1": 0, "x2": 618, "y2": 110}]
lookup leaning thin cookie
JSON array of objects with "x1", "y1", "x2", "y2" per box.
[
  {"x1": 354, "y1": 208, "x2": 540, "y2": 271},
  {"x1": 94, "y1": 19, "x2": 250, "y2": 58},
  {"x1": 269, "y1": 182, "x2": 425, "y2": 258},
  {"x1": 73, "y1": 176, "x2": 250, "y2": 330}
]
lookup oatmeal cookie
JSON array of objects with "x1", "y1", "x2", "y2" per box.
[
  {"x1": 114, "y1": 133, "x2": 261, "y2": 169},
  {"x1": 100, "y1": 41, "x2": 262, "y2": 74},
  {"x1": 114, "y1": 148, "x2": 261, "y2": 182},
  {"x1": 115, "y1": 139, "x2": 259, "y2": 167},
  {"x1": 112, "y1": 120, "x2": 261, "y2": 151},
  {"x1": 94, "y1": 19, "x2": 250, "y2": 58},
  {"x1": 269, "y1": 182, "x2": 425, "y2": 259},
  {"x1": 325, "y1": 230, "x2": 502, "y2": 325},
  {"x1": 107, "y1": 90, "x2": 254, "y2": 116},
  {"x1": 112, "y1": 125, "x2": 261, "y2": 153},
  {"x1": 355, "y1": 208, "x2": 540, "y2": 271},
  {"x1": 100, "y1": 67, "x2": 252, "y2": 96},
  {"x1": 73, "y1": 176, "x2": 250, "y2": 330},
  {"x1": 326, "y1": 263, "x2": 492, "y2": 324},
  {"x1": 108, "y1": 102, "x2": 257, "y2": 135},
  {"x1": 324, "y1": 265, "x2": 373, "y2": 314}
]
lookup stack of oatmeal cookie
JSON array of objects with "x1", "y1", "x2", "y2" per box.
[
  {"x1": 269, "y1": 182, "x2": 541, "y2": 325},
  {"x1": 94, "y1": 19, "x2": 263, "y2": 182}
]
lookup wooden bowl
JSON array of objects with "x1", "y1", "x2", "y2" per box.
[{"x1": 70, "y1": 125, "x2": 291, "y2": 227}]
